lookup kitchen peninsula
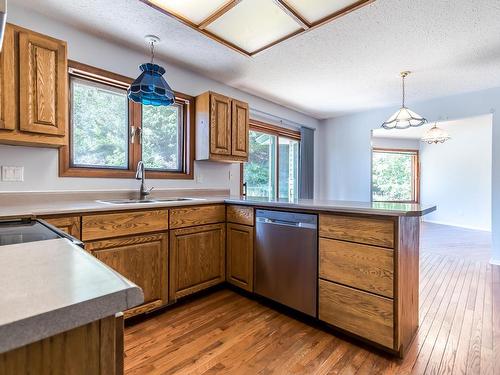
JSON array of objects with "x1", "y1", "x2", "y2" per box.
[{"x1": 0, "y1": 190, "x2": 435, "y2": 357}]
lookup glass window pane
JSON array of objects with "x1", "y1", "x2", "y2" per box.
[
  {"x1": 244, "y1": 130, "x2": 277, "y2": 198},
  {"x1": 141, "y1": 104, "x2": 182, "y2": 171},
  {"x1": 71, "y1": 78, "x2": 128, "y2": 169},
  {"x1": 278, "y1": 137, "x2": 299, "y2": 200},
  {"x1": 372, "y1": 151, "x2": 416, "y2": 202}
]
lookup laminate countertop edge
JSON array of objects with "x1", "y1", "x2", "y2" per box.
[
  {"x1": 0, "y1": 195, "x2": 436, "y2": 218},
  {"x1": 0, "y1": 239, "x2": 144, "y2": 353}
]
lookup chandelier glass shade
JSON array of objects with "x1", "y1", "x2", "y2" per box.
[
  {"x1": 421, "y1": 123, "x2": 451, "y2": 144},
  {"x1": 382, "y1": 71, "x2": 427, "y2": 130}
]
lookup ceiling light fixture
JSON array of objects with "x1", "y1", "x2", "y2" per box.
[
  {"x1": 128, "y1": 35, "x2": 174, "y2": 106},
  {"x1": 421, "y1": 122, "x2": 451, "y2": 144},
  {"x1": 381, "y1": 71, "x2": 427, "y2": 130}
]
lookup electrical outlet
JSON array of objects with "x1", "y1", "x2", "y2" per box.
[
  {"x1": 1, "y1": 166, "x2": 24, "y2": 182},
  {"x1": 196, "y1": 173, "x2": 204, "y2": 183}
]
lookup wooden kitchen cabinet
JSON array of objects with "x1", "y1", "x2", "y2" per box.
[
  {"x1": 169, "y1": 223, "x2": 225, "y2": 300},
  {"x1": 0, "y1": 23, "x2": 68, "y2": 147},
  {"x1": 42, "y1": 215, "x2": 81, "y2": 240},
  {"x1": 226, "y1": 223, "x2": 253, "y2": 292},
  {"x1": 85, "y1": 233, "x2": 169, "y2": 317},
  {"x1": 195, "y1": 91, "x2": 249, "y2": 162}
]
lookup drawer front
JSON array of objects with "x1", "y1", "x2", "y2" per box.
[
  {"x1": 319, "y1": 280, "x2": 394, "y2": 349},
  {"x1": 42, "y1": 216, "x2": 81, "y2": 240},
  {"x1": 319, "y1": 238, "x2": 394, "y2": 298},
  {"x1": 82, "y1": 210, "x2": 169, "y2": 241},
  {"x1": 226, "y1": 205, "x2": 254, "y2": 226},
  {"x1": 169, "y1": 205, "x2": 225, "y2": 229},
  {"x1": 319, "y1": 214, "x2": 394, "y2": 248}
]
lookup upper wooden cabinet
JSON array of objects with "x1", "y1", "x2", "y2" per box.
[
  {"x1": 195, "y1": 91, "x2": 249, "y2": 162},
  {"x1": 0, "y1": 23, "x2": 68, "y2": 147}
]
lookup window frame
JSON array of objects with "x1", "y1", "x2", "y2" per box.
[
  {"x1": 59, "y1": 60, "x2": 194, "y2": 180},
  {"x1": 240, "y1": 119, "x2": 301, "y2": 198},
  {"x1": 371, "y1": 147, "x2": 420, "y2": 204}
]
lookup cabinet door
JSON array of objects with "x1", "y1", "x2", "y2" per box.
[
  {"x1": 226, "y1": 223, "x2": 254, "y2": 292},
  {"x1": 19, "y1": 29, "x2": 67, "y2": 136},
  {"x1": 209, "y1": 93, "x2": 231, "y2": 156},
  {"x1": 170, "y1": 223, "x2": 225, "y2": 300},
  {"x1": 231, "y1": 99, "x2": 249, "y2": 158},
  {"x1": 0, "y1": 25, "x2": 15, "y2": 131},
  {"x1": 86, "y1": 233, "x2": 168, "y2": 317},
  {"x1": 42, "y1": 216, "x2": 81, "y2": 240}
]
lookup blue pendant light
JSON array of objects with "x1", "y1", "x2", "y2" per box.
[{"x1": 128, "y1": 35, "x2": 174, "y2": 106}]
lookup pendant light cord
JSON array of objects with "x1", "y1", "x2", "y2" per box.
[
  {"x1": 150, "y1": 41, "x2": 155, "y2": 64},
  {"x1": 402, "y1": 74, "x2": 406, "y2": 108}
]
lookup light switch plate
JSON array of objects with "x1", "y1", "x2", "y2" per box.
[{"x1": 1, "y1": 166, "x2": 24, "y2": 182}]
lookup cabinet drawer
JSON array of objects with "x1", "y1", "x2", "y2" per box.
[
  {"x1": 82, "y1": 210, "x2": 168, "y2": 241},
  {"x1": 169, "y1": 205, "x2": 225, "y2": 229},
  {"x1": 319, "y1": 238, "x2": 393, "y2": 298},
  {"x1": 319, "y1": 214, "x2": 394, "y2": 248},
  {"x1": 319, "y1": 280, "x2": 394, "y2": 349},
  {"x1": 226, "y1": 205, "x2": 254, "y2": 226},
  {"x1": 42, "y1": 215, "x2": 81, "y2": 240}
]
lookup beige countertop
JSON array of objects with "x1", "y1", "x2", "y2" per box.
[
  {"x1": 0, "y1": 238, "x2": 144, "y2": 353},
  {"x1": 0, "y1": 190, "x2": 436, "y2": 218}
]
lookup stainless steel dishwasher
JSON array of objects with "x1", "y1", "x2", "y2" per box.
[{"x1": 255, "y1": 209, "x2": 318, "y2": 317}]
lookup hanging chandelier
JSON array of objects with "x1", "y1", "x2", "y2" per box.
[
  {"x1": 421, "y1": 122, "x2": 451, "y2": 144},
  {"x1": 381, "y1": 71, "x2": 427, "y2": 130},
  {"x1": 128, "y1": 35, "x2": 175, "y2": 106}
]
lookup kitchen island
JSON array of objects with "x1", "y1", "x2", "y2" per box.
[
  {"x1": 0, "y1": 238, "x2": 143, "y2": 374},
  {"x1": 0, "y1": 190, "x2": 435, "y2": 357}
]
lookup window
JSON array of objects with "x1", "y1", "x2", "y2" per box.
[
  {"x1": 70, "y1": 78, "x2": 129, "y2": 169},
  {"x1": 242, "y1": 120, "x2": 300, "y2": 200},
  {"x1": 371, "y1": 148, "x2": 419, "y2": 203},
  {"x1": 60, "y1": 61, "x2": 194, "y2": 179}
]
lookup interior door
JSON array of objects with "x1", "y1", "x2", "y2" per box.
[
  {"x1": 231, "y1": 99, "x2": 249, "y2": 158},
  {"x1": 209, "y1": 93, "x2": 232, "y2": 155},
  {"x1": 19, "y1": 29, "x2": 67, "y2": 136}
]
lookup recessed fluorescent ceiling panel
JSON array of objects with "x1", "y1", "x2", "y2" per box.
[
  {"x1": 144, "y1": 0, "x2": 373, "y2": 55},
  {"x1": 148, "y1": 0, "x2": 230, "y2": 24},
  {"x1": 205, "y1": 0, "x2": 301, "y2": 54},
  {"x1": 285, "y1": 0, "x2": 362, "y2": 24}
]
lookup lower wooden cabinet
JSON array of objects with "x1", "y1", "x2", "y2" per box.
[
  {"x1": 226, "y1": 223, "x2": 254, "y2": 292},
  {"x1": 42, "y1": 215, "x2": 81, "y2": 239},
  {"x1": 170, "y1": 223, "x2": 225, "y2": 300},
  {"x1": 319, "y1": 279, "x2": 394, "y2": 349},
  {"x1": 0, "y1": 315, "x2": 122, "y2": 375},
  {"x1": 85, "y1": 233, "x2": 169, "y2": 317}
]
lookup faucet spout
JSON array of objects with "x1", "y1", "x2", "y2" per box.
[{"x1": 135, "y1": 161, "x2": 153, "y2": 199}]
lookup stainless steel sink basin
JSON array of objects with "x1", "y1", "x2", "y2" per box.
[{"x1": 97, "y1": 198, "x2": 203, "y2": 205}]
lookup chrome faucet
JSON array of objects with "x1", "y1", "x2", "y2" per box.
[{"x1": 135, "y1": 161, "x2": 153, "y2": 199}]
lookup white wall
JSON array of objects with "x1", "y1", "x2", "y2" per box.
[
  {"x1": 371, "y1": 137, "x2": 420, "y2": 150},
  {"x1": 0, "y1": 4, "x2": 321, "y2": 196},
  {"x1": 420, "y1": 116, "x2": 492, "y2": 231},
  {"x1": 319, "y1": 87, "x2": 500, "y2": 263}
]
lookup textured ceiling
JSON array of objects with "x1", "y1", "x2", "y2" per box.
[{"x1": 12, "y1": 0, "x2": 500, "y2": 119}]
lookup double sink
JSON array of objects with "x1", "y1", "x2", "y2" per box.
[{"x1": 97, "y1": 197, "x2": 203, "y2": 205}]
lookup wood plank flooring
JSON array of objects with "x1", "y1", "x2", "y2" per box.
[{"x1": 125, "y1": 224, "x2": 499, "y2": 374}]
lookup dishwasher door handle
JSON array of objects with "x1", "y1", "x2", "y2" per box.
[{"x1": 256, "y1": 217, "x2": 316, "y2": 229}]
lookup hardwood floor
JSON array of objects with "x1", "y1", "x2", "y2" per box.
[{"x1": 125, "y1": 224, "x2": 499, "y2": 374}]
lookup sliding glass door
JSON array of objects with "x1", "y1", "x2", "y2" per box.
[
  {"x1": 244, "y1": 130, "x2": 277, "y2": 198},
  {"x1": 243, "y1": 123, "x2": 300, "y2": 200}
]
